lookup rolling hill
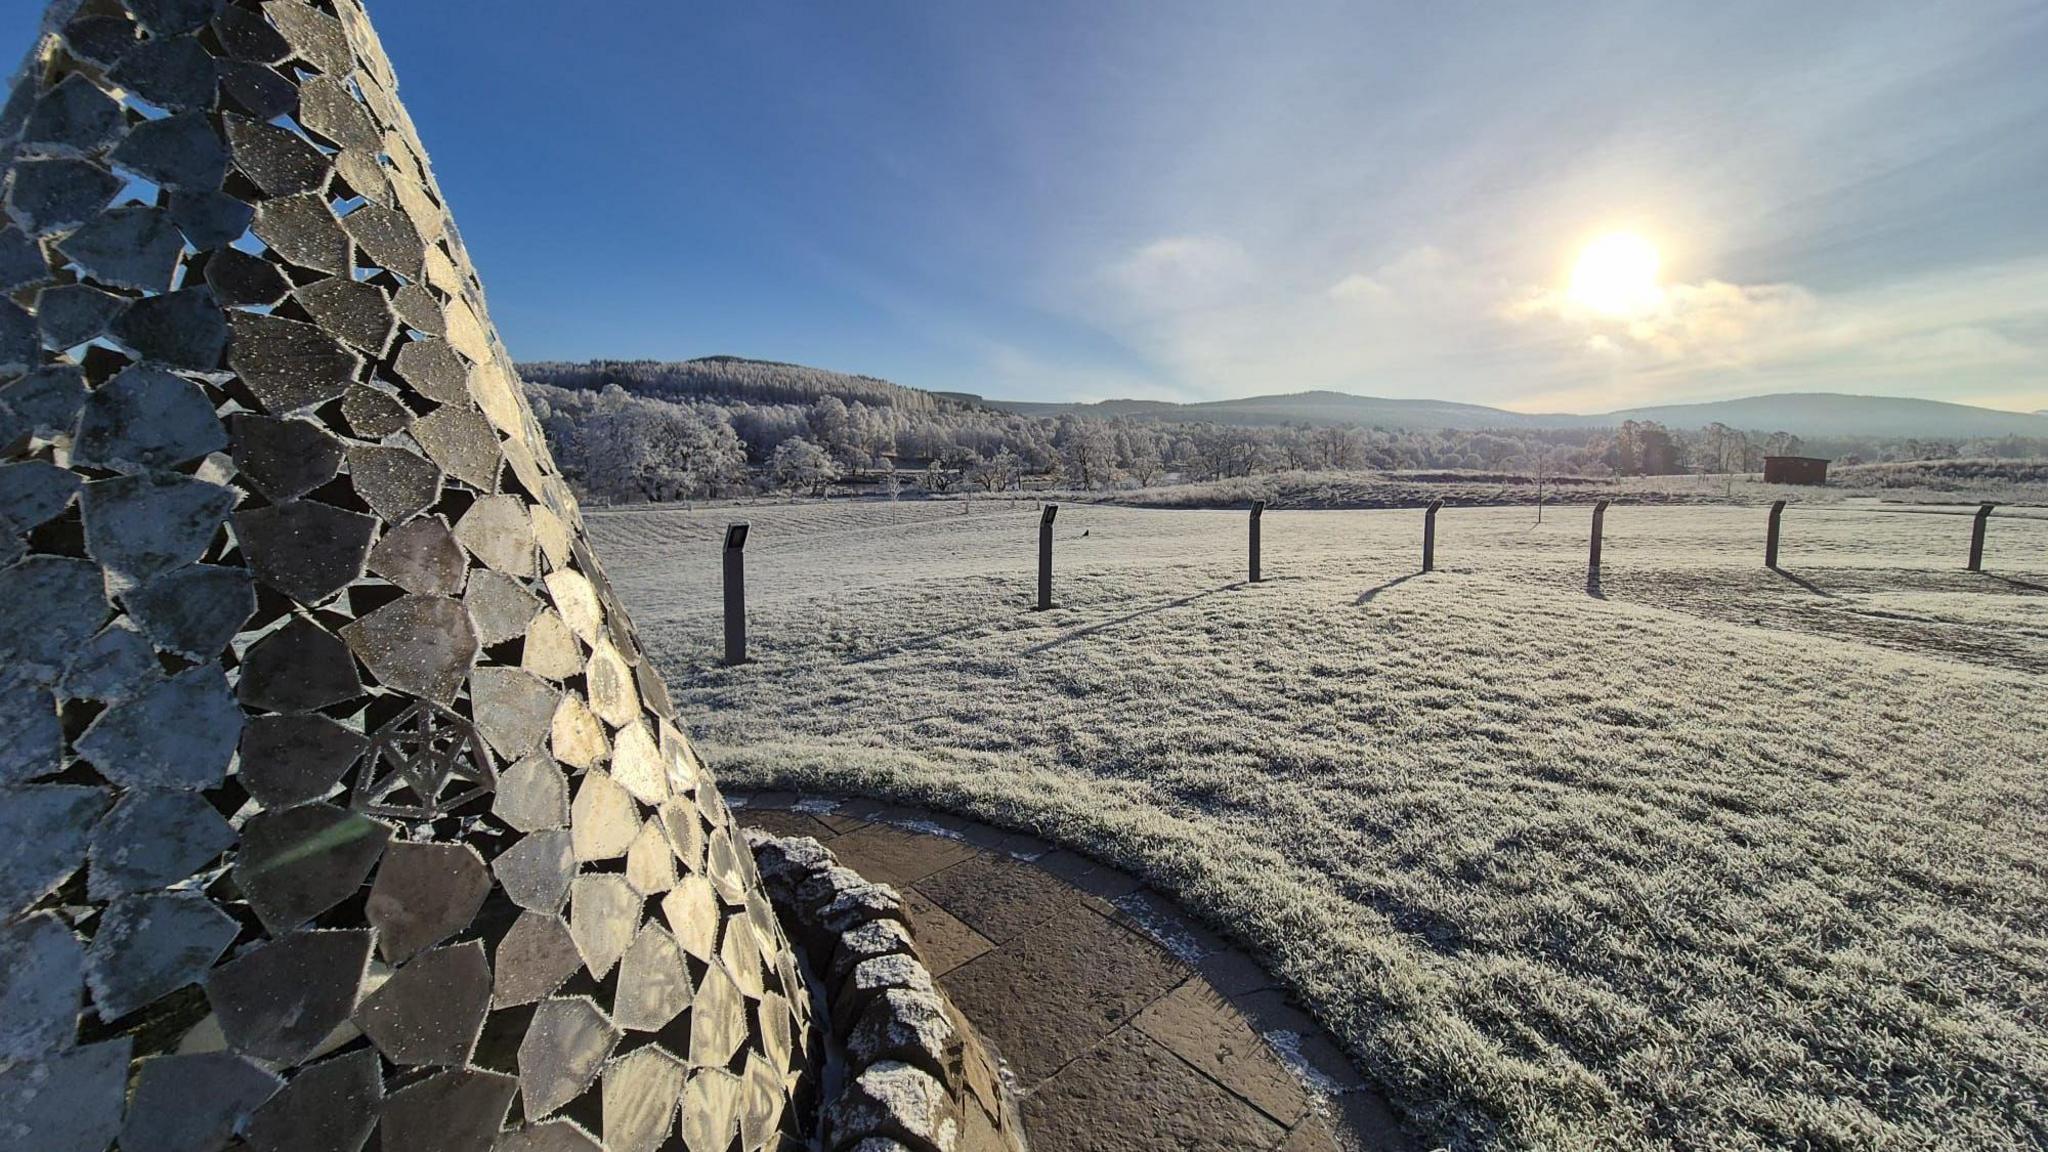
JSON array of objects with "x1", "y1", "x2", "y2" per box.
[
  {"x1": 976, "y1": 388, "x2": 2048, "y2": 439},
  {"x1": 522, "y1": 356, "x2": 2047, "y2": 441}
]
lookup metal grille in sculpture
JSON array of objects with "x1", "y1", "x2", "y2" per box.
[{"x1": 0, "y1": 3, "x2": 815, "y2": 1150}]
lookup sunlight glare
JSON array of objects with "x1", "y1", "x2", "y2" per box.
[{"x1": 1568, "y1": 231, "x2": 1663, "y2": 316}]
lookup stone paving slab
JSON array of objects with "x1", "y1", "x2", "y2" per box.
[
  {"x1": 732, "y1": 792, "x2": 1419, "y2": 1152},
  {"x1": 1024, "y1": 1026, "x2": 1290, "y2": 1152},
  {"x1": 898, "y1": 888, "x2": 995, "y2": 977}
]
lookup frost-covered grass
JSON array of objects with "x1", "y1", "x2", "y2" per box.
[{"x1": 590, "y1": 500, "x2": 2048, "y2": 1151}]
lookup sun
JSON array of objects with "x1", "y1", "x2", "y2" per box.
[{"x1": 1568, "y1": 231, "x2": 1663, "y2": 316}]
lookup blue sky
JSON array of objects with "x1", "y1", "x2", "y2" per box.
[{"x1": 14, "y1": 1, "x2": 2048, "y2": 412}]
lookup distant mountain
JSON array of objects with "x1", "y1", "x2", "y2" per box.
[
  {"x1": 976, "y1": 388, "x2": 2048, "y2": 439},
  {"x1": 521, "y1": 357, "x2": 2047, "y2": 441},
  {"x1": 1592, "y1": 393, "x2": 2048, "y2": 440},
  {"x1": 987, "y1": 390, "x2": 1560, "y2": 431}
]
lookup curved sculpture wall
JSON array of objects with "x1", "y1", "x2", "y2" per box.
[{"x1": 0, "y1": 2, "x2": 813, "y2": 1150}]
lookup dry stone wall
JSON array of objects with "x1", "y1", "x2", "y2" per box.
[
  {"x1": 750, "y1": 833, "x2": 1027, "y2": 1152},
  {"x1": 0, "y1": 2, "x2": 814, "y2": 1149}
]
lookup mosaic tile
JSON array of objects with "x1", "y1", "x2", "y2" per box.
[
  {"x1": 84, "y1": 892, "x2": 238, "y2": 1020},
  {"x1": 34, "y1": 283, "x2": 125, "y2": 348},
  {"x1": 73, "y1": 366, "x2": 228, "y2": 475},
  {"x1": 518, "y1": 997, "x2": 619, "y2": 1119},
  {"x1": 491, "y1": 910, "x2": 581, "y2": 1008},
  {"x1": 167, "y1": 187, "x2": 255, "y2": 250},
  {"x1": 76, "y1": 665, "x2": 240, "y2": 791},
  {"x1": 0, "y1": 912, "x2": 81, "y2": 1062},
  {"x1": 296, "y1": 277, "x2": 397, "y2": 356},
  {"x1": 340, "y1": 383, "x2": 413, "y2": 438},
  {"x1": 681, "y1": 1067, "x2": 743, "y2": 1152},
  {"x1": 253, "y1": 191, "x2": 351, "y2": 276},
  {"x1": 568, "y1": 873, "x2": 639, "y2": 978},
  {"x1": 107, "y1": 33, "x2": 218, "y2": 110},
  {"x1": 495, "y1": 1120, "x2": 603, "y2": 1152},
  {"x1": 367, "y1": 516, "x2": 468, "y2": 595},
  {"x1": 204, "y1": 929, "x2": 373, "y2": 1064},
  {"x1": 244, "y1": 1048, "x2": 383, "y2": 1152},
  {"x1": 82, "y1": 471, "x2": 236, "y2": 583},
  {"x1": 492, "y1": 752, "x2": 569, "y2": 833},
  {"x1": 453, "y1": 493, "x2": 537, "y2": 577},
  {"x1": 378, "y1": 1067, "x2": 519, "y2": 1152},
  {"x1": 341, "y1": 202, "x2": 424, "y2": 280},
  {"x1": 6, "y1": 157, "x2": 121, "y2": 234},
  {"x1": 521, "y1": 609, "x2": 583, "y2": 680},
  {"x1": 613, "y1": 922, "x2": 692, "y2": 1032},
  {"x1": 58, "y1": 205, "x2": 185, "y2": 291},
  {"x1": 227, "y1": 312, "x2": 363, "y2": 413},
  {"x1": 603, "y1": 1045, "x2": 688, "y2": 1152},
  {"x1": 0, "y1": 676, "x2": 60, "y2": 785},
  {"x1": 347, "y1": 443, "x2": 443, "y2": 522},
  {"x1": 108, "y1": 287, "x2": 231, "y2": 369},
  {"x1": 365, "y1": 841, "x2": 490, "y2": 964},
  {"x1": 569, "y1": 768, "x2": 638, "y2": 862},
  {"x1": 21, "y1": 74, "x2": 124, "y2": 156},
  {"x1": 0, "y1": 1037, "x2": 130, "y2": 1152},
  {"x1": 464, "y1": 568, "x2": 540, "y2": 646},
  {"x1": 85, "y1": 788, "x2": 236, "y2": 898},
  {"x1": 492, "y1": 829, "x2": 574, "y2": 913},
  {"x1": 238, "y1": 615, "x2": 364, "y2": 713},
  {"x1": 225, "y1": 114, "x2": 332, "y2": 197},
  {"x1": 339, "y1": 593, "x2": 478, "y2": 702},
  {"x1": 394, "y1": 337, "x2": 470, "y2": 406},
  {"x1": 122, "y1": 563, "x2": 255, "y2": 659},
  {"x1": 110, "y1": 110, "x2": 229, "y2": 190},
  {"x1": 471, "y1": 666, "x2": 557, "y2": 760},
  {"x1": 412, "y1": 403, "x2": 503, "y2": 492},
  {"x1": 229, "y1": 413, "x2": 345, "y2": 502},
  {"x1": 236, "y1": 802, "x2": 391, "y2": 933},
  {"x1": 354, "y1": 940, "x2": 491, "y2": 1066}
]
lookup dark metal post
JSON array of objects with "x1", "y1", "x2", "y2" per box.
[
  {"x1": 1249, "y1": 500, "x2": 1265, "y2": 583},
  {"x1": 1968, "y1": 502, "x2": 1996, "y2": 572},
  {"x1": 1036, "y1": 504, "x2": 1057, "y2": 610},
  {"x1": 1422, "y1": 500, "x2": 1443, "y2": 573},
  {"x1": 1765, "y1": 500, "x2": 1786, "y2": 569},
  {"x1": 721, "y1": 523, "x2": 749, "y2": 665},
  {"x1": 1588, "y1": 500, "x2": 1610, "y2": 588}
]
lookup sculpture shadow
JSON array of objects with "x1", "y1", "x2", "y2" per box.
[
  {"x1": 1025, "y1": 585, "x2": 1229, "y2": 654},
  {"x1": 1355, "y1": 572, "x2": 1419, "y2": 605}
]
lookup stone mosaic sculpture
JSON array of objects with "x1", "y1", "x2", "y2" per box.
[{"x1": 0, "y1": 3, "x2": 814, "y2": 1149}]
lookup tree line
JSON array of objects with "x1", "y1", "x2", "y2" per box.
[{"x1": 520, "y1": 359, "x2": 2048, "y2": 505}]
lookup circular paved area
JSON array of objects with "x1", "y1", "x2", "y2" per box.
[{"x1": 733, "y1": 791, "x2": 1416, "y2": 1152}]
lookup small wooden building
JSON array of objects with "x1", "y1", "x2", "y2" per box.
[{"x1": 1763, "y1": 455, "x2": 1830, "y2": 486}]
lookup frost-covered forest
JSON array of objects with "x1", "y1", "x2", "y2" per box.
[{"x1": 522, "y1": 358, "x2": 2048, "y2": 505}]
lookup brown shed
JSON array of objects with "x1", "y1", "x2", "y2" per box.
[{"x1": 1763, "y1": 456, "x2": 1830, "y2": 486}]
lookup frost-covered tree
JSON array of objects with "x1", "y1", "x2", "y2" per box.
[{"x1": 770, "y1": 436, "x2": 840, "y2": 496}]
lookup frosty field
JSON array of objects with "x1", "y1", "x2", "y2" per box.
[{"x1": 589, "y1": 498, "x2": 2048, "y2": 1151}]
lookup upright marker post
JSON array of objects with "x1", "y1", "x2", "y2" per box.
[
  {"x1": 1968, "y1": 502, "x2": 1996, "y2": 572},
  {"x1": 1765, "y1": 500, "x2": 1787, "y2": 569},
  {"x1": 1588, "y1": 499, "x2": 1610, "y2": 589},
  {"x1": 1422, "y1": 500, "x2": 1443, "y2": 573},
  {"x1": 1036, "y1": 504, "x2": 1058, "y2": 610},
  {"x1": 1249, "y1": 500, "x2": 1266, "y2": 583},
  {"x1": 722, "y1": 523, "x2": 749, "y2": 665}
]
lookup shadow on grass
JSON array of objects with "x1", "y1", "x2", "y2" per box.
[
  {"x1": 1025, "y1": 586, "x2": 1231, "y2": 654},
  {"x1": 844, "y1": 617, "x2": 999, "y2": 664},
  {"x1": 1980, "y1": 573, "x2": 2048, "y2": 593},
  {"x1": 1355, "y1": 572, "x2": 1419, "y2": 605},
  {"x1": 1770, "y1": 567, "x2": 1839, "y2": 598}
]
